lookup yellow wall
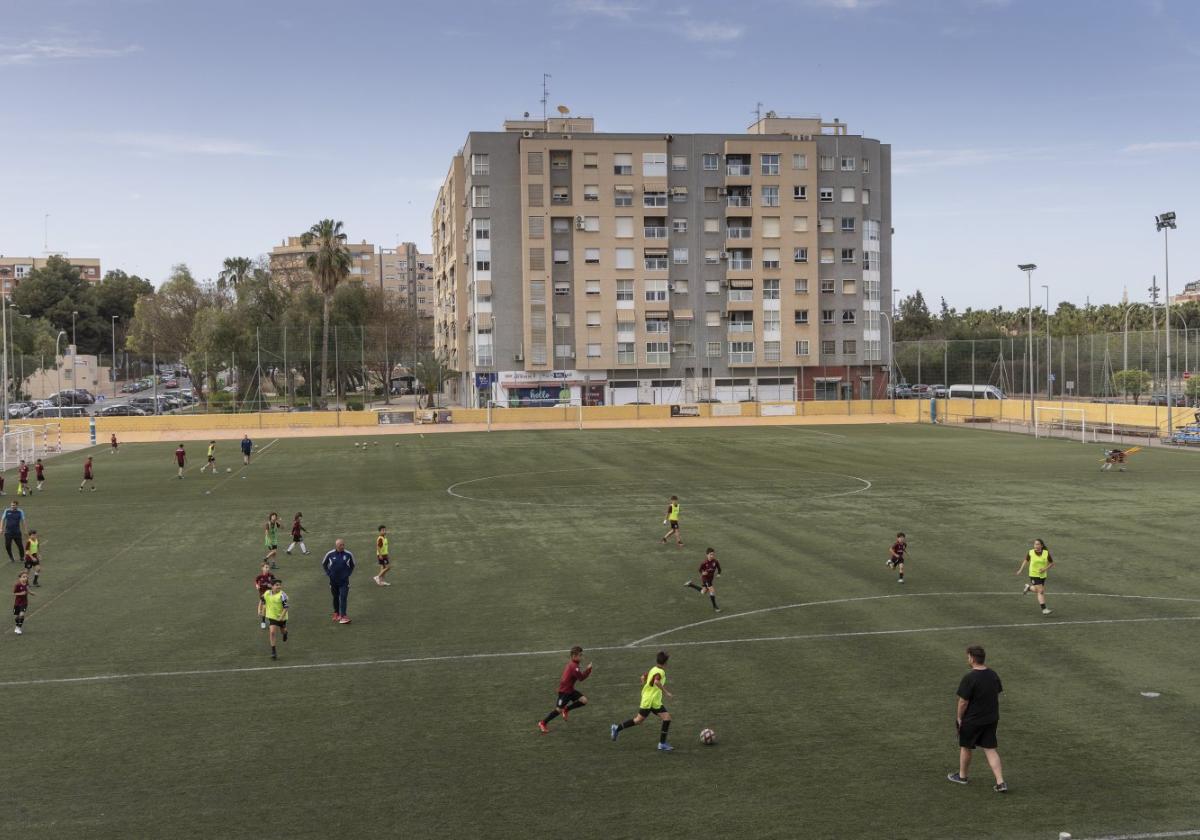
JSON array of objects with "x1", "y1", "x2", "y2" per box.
[{"x1": 930, "y1": 398, "x2": 1189, "y2": 432}]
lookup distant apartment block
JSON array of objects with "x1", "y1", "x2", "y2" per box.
[
  {"x1": 0, "y1": 254, "x2": 101, "y2": 297},
  {"x1": 380, "y1": 242, "x2": 434, "y2": 316},
  {"x1": 432, "y1": 114, "x2": 892, "y2": 407},
  {"x1": 269, "y1": 236, "x2": 381, "y2": 289}
]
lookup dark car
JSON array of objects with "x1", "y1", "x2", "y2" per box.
[
  {"x1": 695, "y1": 398, "x2": 722, "y2": 403},
  {"x1": 163, "y1": 379, "x2": 179, "y2": 389},
  {"x1": 1146, "y1": 394, "x2": 1170, "y2": 406},
  {"x1": 97, "y1": 404, "x2": 148, "y2": 417}
]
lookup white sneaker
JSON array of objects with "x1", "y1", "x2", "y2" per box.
[
  {"x1": 373, "y1": 576, "x2": 382, "y2": 586},
  {"x1": 260, "y1": 621, "x2": 267, "y2": 629},
  {"x1": 380, "y1": 580, "x2": 391, "y2": 586},
  {"x1": 1022, "y1": 584, "x2": 1031, "y2": 594},
  {"x1": 1042, "y1": 608, "x2": 1053, "y2": 616},
  {"x1": 14, "y1": 627, "x2": 21, "y2": 634}
]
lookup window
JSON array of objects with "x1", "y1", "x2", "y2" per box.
[
  {"x1": 528, "y1": 183, "x2": 544, "y2": 207},
  {"x1": 586, "y1": 310, "x2": 602, "y2": 327},
  {"x1": 794, "y1": 309, "x2": 809, "y2": 325},
  {"x1": 552, "y1": 218, "x2": 570, "y2": 233},
  {"x1": 643, "y1": 153, "x2": 667, "y2": 176},
  {"x1": 674, "y1": 280, "x2": 689, "y2": 294},
  {"x1": 646, "y1": 341, "x2": 670, "y2": 364},
  {"x1": 615, "y1": 188, "x2": 633, "y2": 207},
  {"x1": 615, "y1": 217, "x2": 634, "y2": 238},
  {"x1": 671, "y1": 187, "x2": 688, "y2": 203},
  {"x1": 704, "y1": 217, "x2": 720, "y2": 233},
  {"x1": 840, "y1": 156, "x2": 856, "y2": 171},
  {"x1": 843, "y1": 339, "x2": 857, "y2": 355},
  {"x1": 553, "y1": 249, "x2": 569, "y2": 265},
  {"x1": 761, "y1": 217, "x2": 781, "y2": 238},
  {"x1": 841, "y1": 248, "x2": 856, "y2": 264},
  {"x1": 529, "y1": 248, "x2": 545, "y2": 271},
  {"x1": 863, "y1": 251, "x2": 879, "y2": 271},
  {"x1": 820, "y1": 248, "x2": 835, "y2": 264},
  {"x1": 475, "y1": 252, "x2": 491, "y2": 271},
  {"x1": 795, "y1": 339, "x2": 810, "y2": 356},
  {"x1": 842, "y1": 279, "x2": 856, "y2": 295},
  {"x1": 614, "y1": 153, "x2": 633, "y2": 175},
  {"x1": 706, "y1": 341, "x2": 722, "y2": 357},
  {"x1": 819, "y1": 217, "x2": 834, "y2": 234},
  {"x1": 475, "y1": 219, "x2": 491, "y2": 240},
  {"x1": 554, "y1": 312, "x2": 571, "y2": 327},
  {"x1": 528, "y1": 152, "x2": 543, "y2": 175},
  {"x1": 763, "y1": 279, "x2": 780, "y2": 300},
  {"x1": 702, "y1": 153, "x2": 719, "y2": 171},
  {"x1": 553, "y1": 343, "x2": 572, "y2": 359},
  {"x1": 841, "y1": 217, "x2": 856, "y2": 233},
  {"x1": 863, "y1": 159, "x2": 871, "y2": 174},
  {"x1": 761, "y1": 185, "x2": 780, "y2": 207},
  {"x1": 552, "y1": 186, "x2": 570, "y2": 204},
  {"x1": 727, "y1": 220, "x2": 751, "y2": 239},
  {"x1": 616, "y1": 279, "x2": 634, "y2": 301},
  {"x1": 530, "y1": 280, "x2": 546, "y2": 303},
  {"x1": 841, "y1": 187, "x2": 855, "y2": 203},
  {"x1": 819, "y1": 187, "x2": 834, "y2": 202},
  {"x1": 821, "y1": 340, "x2": 836, "y2": 356},
  {"x1": 671, "y1": 154, "x2": 688, "y2": 171},
  {"x1": 729, "y1": 341, "x2": 754, "y2": 364},
  {"x1": 673, "y1": 247, "x2": 689, "y2": 265},
  {"x1": 862, "y1": 189, "x2": 871, "y2": 205},
  {"x1": 842, "y1": 310, "x2": 857, "y2": 325},
  {"x1": 645, "y1": 315, "x2": 670, "y2": 334},
  {"x1": 586, "y1": 280, "x2": 601, "y2": 296},
  {"x1": 672, "y1": 218, "x2": 688, "y2": 233},
  {"x1": 616, "y1": 249, "x2": 634, "y2": 270},
  {"x1": 793, "y1": 216, "x2": 809, "y2": 233},
  {"x1": 644, "y1": 280, "x2": 668, "y2": 302},
  {"x1": 728, "y1": 287, "x2": 753, "y2": 303},
  {"x1": 792, "y1": 153, "x2": 808, "y2": 170},
  {"x1": 705, "y1": 279, "x2": 720, "y2": 294},
  {"x1": 820, "y1": 278, "x2": 835, "y2": 293},
  {"x1": 705, "y1": 310, "x2": 721, "y2": 327},
  {"x1": 704, "y1": 250, "x2": 720, "y2": 265},
  {"x1": 822, "y1": 309, "x2": 835, "y2": 324},
  {"x1": 764, "y1": 341, "x2": 781, "y2": 362},
  {"x1": 644, "y1": 191, "x2": 667, "y2": 208},
  {"x1": 554, "y1": 281, "x2": 570, "y2": 297},
  {"x1": 583, "y1": 216, "x2": 600, "y2": 232},
  {"x1": 819, "y1": 155, "x2": 835, "y2": 171},
  {"x1": 793, "y1": 185, "x2": 808, "y2": 201},
  {"x1": 761, "y1": 153, "x2": 780, "y2": 175},
  {"x1": 583, "y1": 184, "x2": 600, "y2": 202},
  {"x1": 617, "y1": 343, "x2": 635, "y2": 364},
  {"x1": 762, "y1": 248, "x2": 781, "y2": 269},
  {"x1": 864, "y1": 219, "x2": 881, "y2": 241},
  {"x1": 644, "y1": 252, "x2": 669, "y2": 270},
  {"x1": 472, "y1": 153, "x2": 489, "y2": 175},
  {"x1": 703, "y1": 186, "x2": 719, "y2": 202},
  {"x1": 587, "y1": 343, "x2": 602, "y2": 358},
  {"x1": 472, "y1": 185, "x2": 490, "y2": 208},
  {"x1": 793, "y1": 247, "x2": 809, "y2": 263},
  {"x1": 583, "y1": 152, "x2": 598, "y2": 169},
  {"x1": 585, "y1": 248, "x2": 600, "y2": 265},
  {"x1": 795, "y1": 278, "x2": 809, "y2": 294}
]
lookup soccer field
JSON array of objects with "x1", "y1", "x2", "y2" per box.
[{"x1": 3, "y1": 424, "x2": 1200, "y2": 840}]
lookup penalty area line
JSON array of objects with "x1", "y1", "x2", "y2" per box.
[
  {"x1": 2, "y1": 614, "x2": 1198, "y2": 690},
  {"x1": 1076, "y1": 831, "x2": 1200, "y2": 840}
]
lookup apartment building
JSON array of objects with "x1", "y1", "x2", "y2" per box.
[
  {"x1": 432, "y1": 115, "x2": 891, "y2": 407},
  {"x1": 269, "y1": 236, "x2": 381, "y2": 289},
  {"x1": 0, "y1": 254, "x2": 101, "y2": 298},
  {"x1": 380, "y1": 242, "x2": 435, "y2": 315}
]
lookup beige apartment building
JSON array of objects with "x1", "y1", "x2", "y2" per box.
[
  {"x1": 269, "y1": 236, "x2": 381, "y2": 289},
  {"x1": 0, "y1": 255, "x2": 101, "y2": 297},
  {"x1": 432, "y1": 115, "x2": 892, "y2": 407},
  {"x1": 380, "y1": 242, "x2": 435, "y2": 315}
]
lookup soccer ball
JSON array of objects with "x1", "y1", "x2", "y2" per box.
[
  {"x1": 353, "y1": 443, "x2": 359, "y2": 447},
  {"x1": 226, "y1": 467, "x2": 232, "y2": 473},
  {"x1": 700, "y1": 728, "x2": 716, "y2": 745}
]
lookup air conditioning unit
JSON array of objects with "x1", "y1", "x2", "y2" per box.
[
  {"x1": 522, "y1": 129, "x2": 535, "y2": 138},
  {"x1": 575, "y1": 216, "x2": 586, "y2": 230},
  {"x1": 514, "y1": 352, "x2": 524, "y2": 362},
  {"x1": 716, "y1": 187, "x2": 728, "y2": 196},
  {"x1": 719, "y1": 251, "x2": 729, "y2": 260},
  {"x1": 721, "y1": 311, "x2": 730, "y2": 318},
  {"x1": 562, "y1": 134, "x2": 572, "y2": 140},
  {"x1": 566, "y1": 351, "x2": 576, "y2": 359}
]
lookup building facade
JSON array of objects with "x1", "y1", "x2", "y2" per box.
[
  {"x1": 0, "y1": 255, "x2": 101, "y2": 298},
  {"x1": 268, "y1": 236, "x2": 381, "y2": 290},
  {"x1": 380, "y1": 242, "x2": 434, "y2": 315},
  {"x1": 432, "y1": 115, "x2": 892, "y2": 407}
]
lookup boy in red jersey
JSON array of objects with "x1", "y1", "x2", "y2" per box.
[
  {"x1": 79, "y1": 456, "x2": 95, "y2": 491},
  {"x1": 13, "y1": 570, "x2": 33, "y2": 634},
  {"x1": 684, "y1": 548, "x2": 722, "y2": 612},
  {"x1": 538, "y1": 646, "x2": 593, "y2": 733},
  {"x1": 110, "y1": 433, "x2": 119, "y2": 455},
  {"x1": 34, "y1": 459, "x2": 45, "y2": 492},
  {"x1": 887, "y1": 532, "x2": 907, "y2": 584},
  {"x1": 285, "y1": 513, "x2": 308, "y2": 556},
  {"x1": 175, "y1": 444, "x2": 187, "y2": 479},
  {"x1": 254, "y1": 562, "x2": 276, "y2": 629},
  {"x1": 17, "y1": 460, "x2": 29, "y2": 496}
]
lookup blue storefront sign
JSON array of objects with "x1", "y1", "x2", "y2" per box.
[{"x1": 475, "y1": 372, "x2": 497, "y2": 389}]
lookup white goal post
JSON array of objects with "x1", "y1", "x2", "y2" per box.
[
  {"x1": 486, "y1": 400, "x2": 584, "y2": 432},
  {"x1": 0, "y1": 427, "x2": 36, "y2": 471},
  {"x1": 1034, "y1": 406, "x2": 1087, "y2": 443}
]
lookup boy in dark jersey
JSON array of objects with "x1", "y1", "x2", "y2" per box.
[
  {"x1": 538, "y1": 646, "x2": 593, "y2": 733},
  {"x1": 175, "y1": 444, "x2": 187, "y2": 479},
  {"x1": 285, "y1": 513, "x2": 308, "y2": 556},
  {"x1": 23, "y1": 530, "x2": 41, "y2": 586},
  {"x1": 13, "y1": 570, "x2": 33, "y2": 634},
  {"x1": 254, "y1": 562, "x2": 276, "y2": 629},
  {"x1": 79, "y1": 456, "x2": 95, "y2": 491},
  {"x1": 887, "y1": 532, "x2": 907, "y2": 584},
  {"x1": 685, "y1": 548, "x2": 722, "y2": 611},
  {"x1": 17, "y1": 460, "x2": 29, "y2": 496},
  {"x1": 34, "y1": 459, "x2": 45, "y2": 492},
  {"x1": 110, "y1": 433, "x2": 119, "y2": 455}
]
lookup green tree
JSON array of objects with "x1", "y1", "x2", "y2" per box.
[
  {"x1": 218, "y1": 257, "x2": 254, "y2": 296},
  {"x1": 412, "y1": 351, "x2": 457, "y2": 408},
  {"x1": 1183, "y1": 376, "x2": 1200, "y2": 406},
  {"x1": 10, "y1": 255, "x2": 102, "y2": 350},
  {"x1": 300, "y1": 220, "x2": 352, "y2": 406},
  {"x1": 1113, "y1": 369, "x2": 1153, "y2": 404},
  {"x1": 895, "y1": 290, "x2": 934, "y2": 340},
  {"x1": 94, "y1": 269, "x2": 153, "y2": 356}
]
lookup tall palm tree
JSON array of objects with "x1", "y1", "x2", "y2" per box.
[
  {"x1": 218, "y1": 256, "x2": 254, "y2": 295},
  {"x1": 300, "y1": 219, "x2": 352, "y2": 405}
]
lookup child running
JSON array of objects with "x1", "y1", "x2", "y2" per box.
[
  {"x1": 254, "y1": 562, "x2": 276, "y2": 629},
  {"x1": 1016, "y1": 538, "x2": 1054, "y2": 616},
  {"x1": 285, "y1": 513, "x2": 308, "y2": 556},
  {"x1": 660, "y1": 495, "x2": 682, "y2": 548},
  {"x1": 34, "y1": 459, "x2": 45, "y2": 492},
  {"x1": 13, "y1": 570, "x2": 33, "y2": 634},
  {"x1": 23, "y1": 531, "x2": 40, "y2": 587},
  {"x1": 611, "y1": 651, "x2": 674, "y2": 751},
  {"x1": 17, "y1": 460, "x2": 29, "y2": 497},
  {"x1": 538, "y1": 646, "x2": 593, "y2": 733},
  {"x1": 887, "y1": 532, "x2": 908, "y2": 584},
  {"x1": 175, "y1": 444, "x2": 187, "y2": 479},
  {"x1": 263, "y1": 513, "x2": 281, "y2": 569},
  {"x1": 373, "y1": 525, "x2": 391, "y2": 586},
  {"x1": 262, "y1": 579, "x2": 289, "y2": 660},
  {"x1": 79, "y1": 456, "x2": 95, "y2": 491},
  {"x1": 200, "y1": 441, "x2": 217, "y2": 474},
  {"x1": 110, "y1": 433, "x2": 119, "y2": 455},
  {"x1": 684, "y1": 548, "x2": 722, "y2": 612}
]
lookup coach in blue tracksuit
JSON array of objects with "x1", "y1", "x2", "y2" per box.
[
  {"x1": 3, "y1": 501, "x2": 26, "y2": 563},
  {"x1": 322, "y1": 539, "x2": 355, "y2": 623}
]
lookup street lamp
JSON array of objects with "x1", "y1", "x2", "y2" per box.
[
  {"x1": 1018, "y1": 264, "x2": 1037, "y2": 424},
  {"x1": 55, "y1": 330, "x2": 67, "y2": 409},
  {"x1": 879, "y1": 310, "x2": 897, "y2": 412},
  {"x1": 111, "y1": 315, "x2": 120, "y2": 398},
  {"x1": 1156, "y1": 211, "x2": 1177, "y2": 436},
  {"x1": 1042, "y1": 284, "x2": 1051, "y2": 399}
]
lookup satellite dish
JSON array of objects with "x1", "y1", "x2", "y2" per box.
[{"x1": 556, "y1": 105, "x2": 570, "y2": 115}]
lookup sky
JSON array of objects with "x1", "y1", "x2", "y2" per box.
[{"x1": 1, "y1": 0, "x2": 1198, "y2": 311}]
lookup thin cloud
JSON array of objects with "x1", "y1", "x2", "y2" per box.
[
  {"x1": 566, "y1": 1, "x2": 745, "y2": 42},
  {"x1": 683, "y1": 20, "x2": 745, "y2": 42},
  {"x1": 0, "y1": 37, "x2": 140, "y2": 67},
  {"x1": 94, "y1": 131, "x2": 280, "y2": 157},
  {"x1": 567, "y1": 0, "x2": 639, "y2": 20},
  {"x1": 892, "y1": 147, "x2": 1029, "y2": 175},
  {"x1": 802, "y1": 0, "x2": 889, "y2": 9},
  {"x1": 1122, "y1": 140, "x2": 1200, "y2": 154}
]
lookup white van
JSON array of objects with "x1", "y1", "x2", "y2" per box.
[{"x1": 948, "y1": 384, "x2": 1005, "y2": 401}]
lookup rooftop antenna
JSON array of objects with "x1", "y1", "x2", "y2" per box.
[
  {"x1": 541, "y1": 73, "x2": 552, "y2": 126},
  {"x1": 43, "y1": 213, "x2": 49, "y2": 254},
  {"x1": 755, "y1": 101, "x2": 763, "y2": 124}
]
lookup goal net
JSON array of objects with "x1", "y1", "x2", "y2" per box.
[
  {"x1": 1034, "y1": 406, "x2": 1087, "y2": 443},
  {"x1": 0, "y1": 427, "x2": 36, "y2": 471},
  {"x1": 486, "y1": 400, "x2": 584, "y2": 432}
]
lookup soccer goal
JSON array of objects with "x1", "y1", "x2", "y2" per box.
[
  {"x1": 1034, "y1": 406, "x2": 1087, "y2": 443},
  {"x1": 38, "y1": 423, "x2": 63, "y2": 456},
  {"x1": 486, "y1": 400, "x2": 584, "y2": 432},
  {"x1": 0, "y1": 427, "x2": 36, "y2": 471}
]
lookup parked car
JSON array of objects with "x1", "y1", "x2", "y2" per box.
[
  {"x1": 910, "y1": 384, "x2": 932, "y2": 396},
  {"x1": 97, "y1": 404, "x2": 148, "y2": 417},
  {"x1": 163, "y1": 379, "x2": 179, "y2": 389},
  {"x1": 886, "y1": 384, "x2": 915, "y2": 399},
  {"x1": 7, "y1": 401, "x2": 34, "y2": 418},
  {"x1": 932, "y1": 385, "x2": 948, "y2": 398},
  {"x1": 1146, "y1": 394, "x2": 1169, "y2": 406},
  {"x1": 695, "y1": 398, "x2": 722, "y2": 403},
  {"x1": 948, "y1": 384, "x2": 1006, "y2": 401},
  {"x1": 72, "y1": 389, "x2": 97, "y2": 404},
  {"x1": 27, "y1": 406, "x2": 88, "y2": 418}
]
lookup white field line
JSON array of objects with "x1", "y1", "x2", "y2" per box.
[
  {"x1": 1077, "y1": 831, "x2": 1200, "y2": 840},
  {"x1": 626, "y1": 591, "x2": 1200, "y2": 646},
  {"x1": 2, "y1": 611, "x2": 1198, "y2": 690}
]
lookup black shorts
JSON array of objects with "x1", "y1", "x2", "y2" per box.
[
  {"x1": 700, "y1": 577, "x2": 715, "y2": 589},
  {"x1": 1029, "y1": 577, "x2": 1047, "y2": 587},
  {"x1": 207, "y1": 456, "x2": 215, "y2": 463},
  {"x1": 637, "y1": 705, "x2": 668, "y2": 717},
  {"x1": 377, "y1": 555, "x2": 390, "y2": 566},
  {"x1": 268, "y1": 618, "x2": 287, "y2": 628},
  {"x1": 13, "y1": 604, "x2": 26, "y2": 616},
  {"x1": 266, "y1": 543, "x2": 278, "y2": 551},
  {"x1": 23, "y1": 557, "x2": 38, "y2": 569},
  {"x1": 556, "y1": 690, "x2": 582, "y2": 709},
  {"x1": 959, "y1": 720, "x2": 998, "y2": 749},
  {"x1": 668, "y1": 521, "x2": 679, "y2": 531}
]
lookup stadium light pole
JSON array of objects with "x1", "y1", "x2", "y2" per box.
[
  {"x1": 1157, "y1": 212, "x2": 1177, "y2": 437},
  {"x1": 1018, "y1": 264, "x2": 1037, "y2": 425},
  {"x1": 1, "y1": 294, "x2": 8, "y2": 435},
  {"x1": 55, "y1": 330, "x2": 67, "y2": 408},
  {"x1": 1042, "y1": 285, "x2": 1051, "y2": 399},
  {"x1": 879, "y1": 310, "x2": 896, "y2": 412}
]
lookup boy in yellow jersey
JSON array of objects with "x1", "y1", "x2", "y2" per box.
[
  {"x1": 262, "y1": 579, "x2": 289, "y2": 660},
  {"x1": 660, "y1": 496, "x2": 682, "y2": 548},
  {"x1": 22, "y1": 530, "x2": 41, "y2": 587},
  {"x1": 373, "y1": 525, "x2": 391, "y2": 586},
  {"x1": 1016, "y1": 538, "x2": 1054, "y2": 615},
  {"x1": 200, "y1": 440, "x2": 217, "y2": 474},
  {"x1": 611, "y1": 651, "x2": 674, "y2": 751}
]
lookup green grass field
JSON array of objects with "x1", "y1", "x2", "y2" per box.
[{"x1": 3, "y1": 424, "x2": 1200, "y2": 840}]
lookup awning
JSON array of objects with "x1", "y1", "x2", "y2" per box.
[
  {"x1": 673, "y1": 309, "x2": 694, "y2": 320},
  {"x1": 476, "y1": 312, "x2": 493, "y2": 330},
  {"x1": 616, "y1": 309, "x2": 636, "y2": 322},
  {"x1": 646, "y1": 310, "x2": 670, "y2": 318},
  {"x1": 729, "y1": 278, "x2": 754, "y2": 289},
  {"x1": 642, "y1": 180, "x2": 667, "y2": 192},
  {"x1": 670, "y1": 186, "x2": 688, "y2": 195},
  {"x1": 644, "y1": 248, "x2": 668, "y2": 257},
  {"x1": 614, "y1": 184, "x2": 634, "y2": 193},
  {"x1": 475, "y1": 280, "x2": 492, "y2": 297}
]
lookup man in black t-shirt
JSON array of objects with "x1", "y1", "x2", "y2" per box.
[{"x1": 947, "y1": 645, "x2": 1008, "y2": 793}]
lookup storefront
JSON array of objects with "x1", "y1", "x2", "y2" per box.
[{"x1": 497, "y1": 370, "x2": 607, "y2": 407}]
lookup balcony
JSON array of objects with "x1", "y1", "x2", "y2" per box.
[
  {"x1": 728, "y1": 322, "x2": 755, "y2": 333},
  {"x1": 729, "y1": 259, "x2": 753, "y2": 271},
  {"x1": 726, "y1": 226, "x2": 752, "y2": 240},
  {"x1": 643, "y1": 226, "x2": 668, "y2": 239},
  {"x1": 726, "y1": 164, "x2": 751, "y2": 176}
]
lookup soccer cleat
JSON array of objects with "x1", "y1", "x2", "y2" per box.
[
  {"x1": 271, "y1": 651, "x2": 277, "y2": 660},
  {"x1": 537, "y1": 721, "x2": 549, "y2": 734},
  {"x1": 946, "y1": 773, "x2": 968, "y2": 784},
  {"x1": 285, "y1": 549, "x2": 291, "y2": 555},
  {"x1": 338, "y1": 617, "x2": 352, "y2": 624},
  {"x1": 332, "y1": 613, "x2": 341, "y2": 622},
  {"x1": 657, "y1": 742, "x2": 673, "y2": 752},
  {"x1": 559, "y1": 707, "x2": 569, "y2": 721},
  {"x1": 1041, "y1": 608, "x2": 1053, "y2": 616},
  {"x1": 282, "y1": 629, "x2": 288, "y2": 642},
  {"x1": 993, "y1": 782, "x2": 1008, "y2": 793},
  {"x1": 260, "y1": 620, "x2": 267, "y2": 629},
  {"x1": 610, "y1": 724, "x2": 620, "y2": 741},
  {"x1": 897, "y1": 578, "x2": 904, "y2": 584},
  {"x1": 380, "y1": 580, "x2": 391, "y2": 586},
  {"x1": 13, "y1": 627, "x2": 21, "y2": 635},
  {"x1": 684, "y1": 580, "x2": 693, "y2": 588},
  {"x1": 1022, "y1": 584, "x2": 1031, "y2": 594},
  {"x1": 373, "y1": 576, "x2": 382, "y2": 586},
  {"x1": 713, "y1": 607, "x2": 721, "y2": 613}
]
